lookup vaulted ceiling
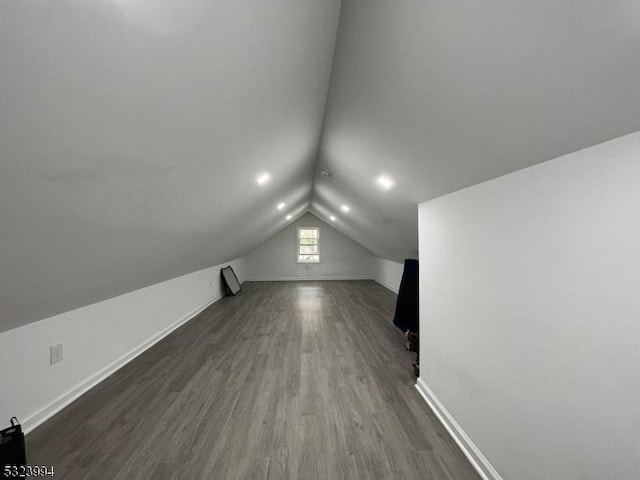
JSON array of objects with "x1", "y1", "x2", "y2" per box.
[{"x1": 2, "y1": 0, "x2": 639, "y2": 331}]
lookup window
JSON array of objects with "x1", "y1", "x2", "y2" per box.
[{"x1": 297, "y1": 227, "x2": 320, "y2": 263}]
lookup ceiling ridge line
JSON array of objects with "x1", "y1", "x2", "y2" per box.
[{"x1": 308, "y1": 0, "x2": 346, "y2": 208}]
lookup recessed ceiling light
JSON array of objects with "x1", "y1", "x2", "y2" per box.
[
  {"x1": 256, "y1": 173, "x2": 270, "y2": 185},
  {"x1": 330, "y1": 215, "x2": 336, "y2": 222},
  {"x1": 376, "y1": 174, "x2": 394, "y2": 190},
  {"x1": 286, "y1": 214, "x2": 292, "y2": 220},
  {"x1": 340, "y1": 205, "x2": 350, "y2": 213},
  {"x1": 277, "y1": 202, "x2": 286, "y2": 210}
]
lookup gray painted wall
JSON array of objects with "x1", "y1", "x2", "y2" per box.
[{"x1": 245, "y1": 212, "x2": 373, "y2": 280}]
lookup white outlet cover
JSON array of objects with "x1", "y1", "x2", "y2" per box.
[{"x1": 50, "y1": 343, "x2": 63, "y2": 365}]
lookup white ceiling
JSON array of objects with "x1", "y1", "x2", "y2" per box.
[
  {"x1": 1, "y1": 0, "x2": 639, "y2": 331},
  {"x1": 312, "y1": 0, "x2": 640, "y2": 260}
]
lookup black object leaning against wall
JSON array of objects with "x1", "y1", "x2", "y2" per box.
[
  {"x1": 220, "y1": 266, "x2": 241, "y2": 296},
  {"x1": 0, "y1": 417, "x2": 26, "y2": 472},
  {"x1": 392, "y1": 259, "x2": 419, "y2": 376}
]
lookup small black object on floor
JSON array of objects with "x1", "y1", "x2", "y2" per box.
[
  {"x1": 0, "y1": 417, "x2": 26, "y2": 471},
  {"x1": 393, "y1": 259, "x2": 419, "y2": 376}
]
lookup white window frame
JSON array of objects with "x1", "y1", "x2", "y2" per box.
[{"x1": 296, "y1": 226, "x2": 321, "y2": 264}]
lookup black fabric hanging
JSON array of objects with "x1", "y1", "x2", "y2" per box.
[
  {"x1": 393, "y1": 259, "x2": 418, "y2": 333},
  {"x1": 392, "y1": 259, "x2": 419, "y2": 376},
  {"x1": 0, "y1": 417, "x2": 26, "y2": 470}
]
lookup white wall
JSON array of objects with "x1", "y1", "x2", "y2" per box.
[
  {"x1": 372, "y1": 257, "x2": 404, "y2": 293},
  {"x1": 417, "y1": 132, "x2": 640, "y2": 480},
  {"x1": 245, "y1": 212, "x2": 373, "y2": 280},
  {"x1": 0, "y1": 257, "x2": 245, "y2": 433}
]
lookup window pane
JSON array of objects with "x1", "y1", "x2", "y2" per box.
[
  {"x1": 299, "y1": 239, "x2": 317, "y2": 246},
  {"x1": 298, "y1": 254, "x2": 320, "y2": 262},
  {"x1": 298, "y1": 228, "x2": 318, "y2": 239},
  {"x1": 297, "y1": 227, "x2": 320, "y2": 263}
]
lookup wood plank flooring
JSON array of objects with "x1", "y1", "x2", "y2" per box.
[{"x1": 27, "y1": 281, "x2": 481, "y2": 480}]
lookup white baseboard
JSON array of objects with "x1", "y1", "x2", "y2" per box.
[
  {"x1": 22, "y1": 294, "x2": 223, "y2": 434},
  {"x1": 415, "y1": 378, "x2": 503, "y2": 480},
  {"x1": 373, "y1": 278, "x2": 399, "y2": 294},
  {"x1": 246, "y1": 276, "x2": 373, "y2": 281}
]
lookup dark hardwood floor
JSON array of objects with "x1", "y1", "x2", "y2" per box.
[{"x1": 27, "y1": 281, "x2": 480, "y2": 480}]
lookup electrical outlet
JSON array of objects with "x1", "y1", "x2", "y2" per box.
[{"x1": 50, "y1": 343, "x2": 63, "y2": 365}]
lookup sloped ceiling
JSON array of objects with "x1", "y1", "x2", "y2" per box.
[
  {"x1": 312, "y1": 0, "x2": 640, "y2": 261},
  {"x1": 2, "y1": 0, "x2": 640, "y2": 331},
  {"x1": 0, "y1": 0, "x2": 341, "y2": 332}
]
